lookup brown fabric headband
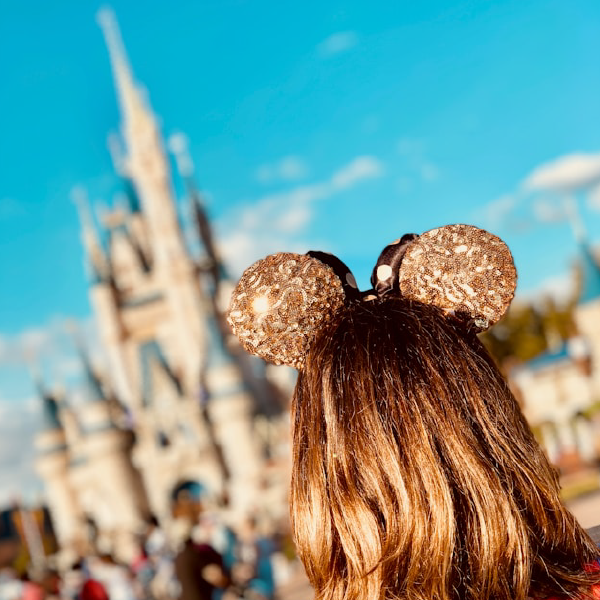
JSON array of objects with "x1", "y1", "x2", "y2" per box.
[{"x1": 227, "y1": 224, "x2": 517, "y2": 369}]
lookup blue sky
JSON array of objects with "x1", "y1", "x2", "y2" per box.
[{"x1": 1, "y1": 0, "x2": 600, "y2": 500}]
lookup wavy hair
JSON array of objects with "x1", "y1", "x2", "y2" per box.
[{"x1": 290, "y1": 299, "x2": 599, "y2": 600}]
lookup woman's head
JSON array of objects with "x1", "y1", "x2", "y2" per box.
[
  {"x1": 227, "y1": 224, "x2": 600, "y2": 600},
  {"x1": 292, "y1": 298, "x2": 598, "y2": 600}
]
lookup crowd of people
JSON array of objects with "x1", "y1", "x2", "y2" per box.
[{"x1": 0, "y1": 512, "x2": 297, "y2": 600}]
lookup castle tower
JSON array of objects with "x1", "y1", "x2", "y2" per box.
[
  {"x1": 73, "y1": 360, "x2": 148, "y2": 560},
  {"x1": 573, "y1": 241, "x2": 600, "y2": 398},
  {"x1": 97, "y1": 8, "x2": 205, "y2": 389},
  {"x1": 76, "y1": 8, "x2": 264, "y2": 521},
  {"x1": 33, "y1": 382, "x2": 84, "y2": 552}
]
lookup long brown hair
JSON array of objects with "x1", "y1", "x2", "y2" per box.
[{"x1": 291, "y1": 298, "x2": 599, "y2": 600}]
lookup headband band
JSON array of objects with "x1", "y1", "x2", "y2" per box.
[{"x1": 227, "y1": 224, "x2": 517, "y2": 368}]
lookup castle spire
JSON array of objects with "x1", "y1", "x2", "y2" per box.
[
  {"x1": 565, "y1": 194, "x2": 587, "y2": 244},
  {"x1": 71, "y1": 187, "x2": 108, "y2": 284},
  {"x1": 96, "y1": 8, "x2": 148, "y2": 132},
  {"x1": 578, "y1": 242, "x2": 600, "y2": 306},
  {"x1": 97, "y1": 7, "x2": 186, "y2": 266},
  {"x1": 67, "y1": 322, "x2": 106, "y2": 404},
  {"x1": 169, "y1": 133, "x2": 224, "y2": 295},
  {"x1": 31, "y1": 368, "x2": 63, "y2": 432}
]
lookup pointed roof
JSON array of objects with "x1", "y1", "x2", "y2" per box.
[
  {"x1": 122, "y1": 177, "x2": 142, "y2": 214},
  {"x1": 107, "y1": 219, "x2": 151, "y2": 275},
  {"x1": 33, "y1": 375, "x2": 62, "y2": 432},
  {"x1": 204, "y1": 310, "x2": 233, "y2": 370},
  {"x1": 96, "y1": 8, "x2": 150, "y2": 130},
  {"x1": 578, "y1": 242, "x2": 600, "y2": 305},
  {"x1": 72, "y1": 187, "x2": 110, "y2": 285},
  {"x1": 139, "y1": 339, "x2": 183, "y2": 407},
  {"x1": 72, "y1": 333, "x2": 106, "y2": 404}
]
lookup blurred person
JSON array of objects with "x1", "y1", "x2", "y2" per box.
[
  {"x1": 0, "y1": 567, "x2": 22, "y2": 600},
  {"x1": 192, "y1": 513, "x2": 237, "y2": 600},
  {"x1": 144, "y1": 516, "x2": 175, "y2": 600},
  {"x1": 233, "y1": 518, "x2": 275, "y2": 600},
  {"x1": 144, "y1": 515, "x2": 167, "y2": 558},
  {"x1": 79, "y1": 578, "x2": 109, "y2": 600},
  {"x1": 130, "y1": 540, "x2": 154, "y2": 598},
  {"x1": 41, "y1": 569, "x2": 61, "y2": 600},
  {"x1": 195, "y1": 513, "x2": 236, "y2": 570},
  {"x1": 75, "y1": 556, "x2": 112, "y2": 600},
  {"x1": 20, "y1": 572, "x2": 45, "y2": 600},
  {"x1": 93, "y1": 554, "x2": 136, "y2": 600},
  {"x1": 61, "y1": 560, "x2": 87, "y2": 600},
  {"x1": 174, "y1": 534, "x2": 228, "y2": 600},
  {"x1": 227, "y1": 224, "x2": 600, "y2": 600}
]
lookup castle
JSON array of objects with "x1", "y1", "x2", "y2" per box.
[
  {"x1": 34, "y1": 9, "x2": 289, "y2": 561},
  {"x1": 512, "y1": 238, "x2": 600, "y2": 474}
]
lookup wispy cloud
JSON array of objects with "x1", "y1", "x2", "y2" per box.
[
  {"x1": 330, "y1": 155, "x2": 383, "y2": 189},
  {"x1": 523, "y1": 153, "x2": 600, "y2": 192},
  {"x1": 0, "y1": 315, "x2": 105, "y2": 503},
  {"x1": 0, "y1": 394, "x2": 44, "y2": 505},
  {"x1": 316, "y1": 31, "x2": 358, "y2": 58},
  {"x1": 588, "y1": 183, "x2": 600, "y2": 212},
  {"x1": 396, "y1": 137, "x2": 440, "y2": 187},
  {"x1": 254, "y1": 156, "x2": 309, "y2": 184},
  {"x1": 475, "y1": 195, "x2": 518, "y2": 229},
  {"x1": 516, "y1": 272, "x2": 575, "y2": 306},
  {"x1": 532, "y1": 197, "x2": 569, "y2": 223},
  {"x1": 475, "y1": 151, "x2": 600, "y2": 232},
  {"x1": 0, "y1": 315, "x2": 102, "y2": 384},
  {"x1": 219, "y1": 155, "x2": 384, "y2": 274}
]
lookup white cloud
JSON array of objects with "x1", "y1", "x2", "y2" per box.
[
  {"x1": 316, "y1": 31, "x2": 358, "y2": 58},
  {"x1": 278, "y1": 156, "x2": 308, "y2": 180},
  {"x1": 396, "y1": 137, "x2": 440, "y2": 184},
  {"x1": 476, "y1": 195, "x2": 517, "y2": 228},
  {"x1": 255, "y1": 156, "x2": 309, "y2": 184},
  {"x1": 0, "y1": 324, "x2": 55, "y2": 364},
  {"x1": 588, "y1": 183, "x2": 600, "y2": 211},
  {"x1": 220, "y1": 155, "x2": 384, "y2": 275},
  {"x1": 330, "y1": 156, "x2": 383, "y2": 189},
  {"x1": 0, "y1": 395, "x2": 45, "y2": 505},
  {"x1": 533, "y1": 197, "x2": 569, "y2": 223},
  {"x1": 419, "y1": 163, "x2": 439, "y2": 182},
  {"x1": 523, "y1": 153, "x2": 600, "y2": 192},
  {"x1": 396, "y1": 176, "x2": 413, "y2": 195},
  {"x1": 0, "y1": 315, "x2": 102, "y2": 388},
  {"x1": 0, "y1": 315, "x2": 104, "y2": 505},
  {"x1": 397, "y1": 138, "x2": 424, "y2": 156},
  {"x1": 516, "y1": 272, "x2": 575, "y2": 307}
]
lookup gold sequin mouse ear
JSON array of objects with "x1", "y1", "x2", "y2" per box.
[
  {"x1": 227, "y1": 252, "x2": 354, "y2": 368},
  {"x1": 397, "y1": 224, "x2": 517, "y2": 331}
]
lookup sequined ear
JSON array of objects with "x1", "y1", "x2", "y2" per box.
[
  {"x1": 227, "y1": 252, "x2": 348, "y2": 368},
  {"x1": 397, "y1": 224, "x2": 517, "y2": 331}
]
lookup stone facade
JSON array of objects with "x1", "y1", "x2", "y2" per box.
[
  {"x1": 512, "y1": 242, "x2": 600, "y2": 471},
  {"x1": 35, "y1": 9, "x2": 289, "y2": 562}
]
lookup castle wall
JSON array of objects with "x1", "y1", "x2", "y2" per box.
[{"x1": 575, "y1": 300, "x2": 600, "y2": 399}]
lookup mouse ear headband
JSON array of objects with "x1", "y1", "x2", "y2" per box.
[{"x1": 227, "y1": 224, "x2": 517, "y2": 368}]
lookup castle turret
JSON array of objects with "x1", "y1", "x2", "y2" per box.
[
  {"x1": 201, "y1": 309, "x2": 263, "y2": 518},
  {"x1": 97, "y1": 7, "x2": 206, "y2": 392},
  {"x1": 33, "y1": 380, "x2": 83, "y2": 550},
  {"x1": 72, "y1": 187, "x2": 109, "y2": 285},
  {"x1": 72, "y1": 199, "x2": 134, "y2": 407},
  {"x1": 574, "y1": 241, "x2": 600, "y2": 398},
  {"x1": 70, "y1": 339, "x2": 149, "y2": 561},
  {"x1": 169, "y1": 133, "x2": 224, "y2": 299}
]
